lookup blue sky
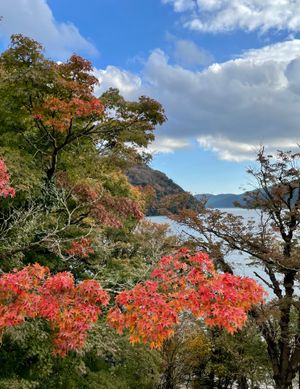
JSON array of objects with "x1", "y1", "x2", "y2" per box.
[{"x1": 1, "y1": 0, "x2": 300, "y2": 194}]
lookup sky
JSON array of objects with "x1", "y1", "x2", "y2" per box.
[{"x1": 1, "y1": 0, "x2": 300, "y2": 194}]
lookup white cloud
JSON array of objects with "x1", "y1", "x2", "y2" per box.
[
  {"x1": 174, "y1": 39, "x2": 213, "y2": 67},
  {"x1": 163, "y1": 0, "x2": 300, "y2": 33},
  {"x1": 148, "y1": 136, "x2": 190, "y2": 153},
  {"x1": 93, "y1": 66, "x2": 142, "y2": 99},
  {"x1": 92, "y1": 39, "x2": 300, "y2": 160},
  {"x1": 142, "y1": 40, "x2": 300, "y2": 160},
  {"x1": 243, "y1": 40, "x2": 300, "y2": 63},
  {"x1": 198, "y1": 135, "x2": 300, "y2": 161},
  {"x1": 197, "y1": 135, "x2": 259, "y2": 161},
  {"x1": 162, "y1": 0, "x2": 195, "y2": 12},
  {"x1": 0, "y1": 0, "x2": 97, "y2": 58},
  {"x1": 286, "y1": 57, "x2": 300, "y2": 94}
]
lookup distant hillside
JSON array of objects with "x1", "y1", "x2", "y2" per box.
[
  {"x1": 126, "y1": 165, "x2": 197, "y2": 215},
  {"x1": 128, "y1": 165, "x2": 298, "y2": 211},
  {"x1": 196, "y1": 186, "x2": 300, "y2": 208},
  {"x1": 195, "y1": 193, "x2": 248, "y2": 208}
]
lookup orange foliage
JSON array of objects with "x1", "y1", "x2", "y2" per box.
[
  {"x1": 32, "y1": 54, "x2": 104, "y2": 133},
  {"x1": 0, "y1": 264, "x2": 109, "y2": 356},
  {"x1": 108, "y1": 249, "x2": 266, "y2": 348},
  {"x1": 65, "y1": 238, "x2": 94, "y2": 258},
  {"x1": 0, "y1": 251, "x2": 265, "y2": 356},
  {"x1": 33, "y1": 97, "x2": 104, "y2": 132}
]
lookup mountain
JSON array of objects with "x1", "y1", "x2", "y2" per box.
[
  {"x1": 195, "y1": 193, "x2": 248, "y2": 208},
  {"x1": 128, "y1": 165, "x2": 298, "y2": 212},
  {"x1": 126, "y1": 165, "x2": 197, "y2": 215}
]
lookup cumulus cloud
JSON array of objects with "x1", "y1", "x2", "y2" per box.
[
  {"x1": 141, "y1": 40, "x2": 300, "y2": 160},
  {"x1": 163, "y1": 0, "x2": 300, "y2": 33},
  {"x1": 93, "y1": 39, "x2": 300, "y2": 161},
  {"x1": 93, "y1": 66, "x2": 142, "y2": 99},
  {"x1": 148, "y1": 136, "x2": 190, "y2": 154},
  {"x1": 198, "y1": 136, "x2": 262, "y2": 161},
  {"x1": 0, "y1": 0, "x2": 97, "y2": 58},
  {"x1": 162, "y1": 0, "x2": 195, "y2": 12},
  {"x1": 174, "y1": 39, "x2": 213, "y2": 67}
]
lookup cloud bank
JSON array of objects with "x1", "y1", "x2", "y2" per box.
[
  {"x1": 95, "y1": 39, "x2": 300, "y2": 161},
  {"x1": 163, "y1": 0, "x2": 300, "y2": 33}
]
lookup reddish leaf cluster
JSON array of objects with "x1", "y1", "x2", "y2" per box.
[
  {"x1": 0, "y1": 159, "x2": 15, "y2": 198},
  {"x1": 31, "y1": 54, "x2": 104, "y2": 133},
  {"x1": 91, "y1": 194, "x2": 144, "y2": 228},
  {"x1": 0, "y1": 264, "x2": 109, "y2": 356},
  {"x1": 65, "y1": 238, "x2": 94, "y2": 258},
  {"x1": 66, "y1": 178, "x2": 143, "y2": 228},
  {"x1": 33, "y1": 97, "x2": 104, "y2": 132},
  {"x1": 57, "y1": 54, "x2": 99, "y2": 99},
  {"x1": 108, "y1": 249, "x2": 266, "y2": 348}
]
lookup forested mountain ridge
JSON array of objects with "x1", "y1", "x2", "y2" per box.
[
  {"x1": 127, "y1": 164, "x2": 248, "y2": 213},
  {"x1": 128, "y1": 166, "x2": 289, "y2": 210},
  {"x1": 195, "y1": 193, "x2": 248, "y2": 208},
  {"x1": 196, "y1": 188, "x2": 300, "y2": 208},
  {"x1": 126, "y1": 164, "x2": 198, "y2": 215}
]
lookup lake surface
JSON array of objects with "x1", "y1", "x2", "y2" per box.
[{"x1": 148, "y1": 209, "x2": 273, "y2": 294}]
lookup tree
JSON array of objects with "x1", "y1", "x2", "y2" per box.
[
  {"x1": 170, "y1": 149, "x2": 300, "y2": 389},
  {"x1": 0, "y1": 35, "x2": 167, "y2": 387},
  {"x1": 191, "y1": 324, "x2": 272, "y2": 389},
  {"x1": 108, "y1": 249, "x2": 265, "y2": 348},
  {"x1": 157, "y1": 315, "x2": 212, "y2": 389},
  {"x1": 0, "y1": 34, "x2": 165, "y2": 274},
  {"x1": 0, "y1": 35, "x2": 166, "y2": 182}
]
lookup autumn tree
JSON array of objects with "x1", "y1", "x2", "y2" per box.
[
  {"x1": 108, "y1": 250, "x2": 265, "y2": 348},
  {"x1": 170, "y1": 149, "x2": 300, "y2": 389},
  {"x1": 0, "y1": 34, "x2": 166, "y2": 275},
  {"x1": 0, "y1": 35, "x2": 166, "y2": 387},
  {"x1": 0, "y1": 35, "x2": 165, "y2": 180},
  {"x1": 0, "y1": 263, "x2": 109, "y2": 356}
]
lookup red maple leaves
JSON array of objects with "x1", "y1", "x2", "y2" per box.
[
  {"x1": 57, "y1": 174, "x2": 144, "y2": 229},
  {"x1": 0, "y1": 264, "x2": 109, "y2": 356},
  {"x1": 65, "y1": 238, "x2": 94, "y2": 258},
  {"x1": 32, "y1": 54, "x2": 104, "y2": 133},
  {"x1": 108, "y1": 249, "x2": 266, "y2": 348},
  {"x1": 0, "y1": 159, "x2": 15, "y2": 198},
  {"x1": 33, "y1": 96, "x2": 104, "y2": 133},
  {"x1": 0, "y1": 250, "x2": 266, "y2": 355}
]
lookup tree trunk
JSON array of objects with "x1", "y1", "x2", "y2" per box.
[
  {"x1": 274, "y1": 381, "x2": 293, "y2": 389},
  {"x1": 238, "y1": 376, "x2": 249, "y2": 389},
  {"x1": 47, "y1": 147, "x2": 59, "y2": 180},
  {"x1": 161, "y1": 365, "x2": 176, "y2": 389}
]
